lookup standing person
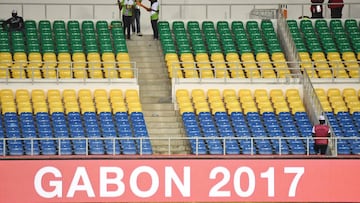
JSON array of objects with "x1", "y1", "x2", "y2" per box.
[
  {"x1": 118, "y1": 0, "x2": 135, "y2": 40},
  {"x1": 312, "y1": 115, "x2": 331, "y2": 155},
  {"x1": 132, "y1": 0, "x2": 143, "y2": 36},
  {"x1": 310, "y1": 0, "x2": 325, "y2": 19},
  {"x1": 137, "y1": 0, "x2": 159, "y2": 40},
  {"x1": 328, "y1": 0, "x2": 344, "y2": 18},
  {"x1": 2, "y1": 10, "x2": 24, "y2": 32}
]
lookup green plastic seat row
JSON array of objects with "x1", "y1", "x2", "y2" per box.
[
  {"x1": 231, "y1": 21, "x2": 244, "y2": 30},
  {"x1": 261, "y1": 20, "x2": 273, "y2": 29},
  {"x1": 202, "y1": 21, "x2": 215, "y2": 30},
  {"x1": 25, "y1": 20, "x2": 37, "y2": 29},
  {"x1": 246, "y1": 21, "x2": 259, "y2": 30},
  {"x1": 187, "y1": 21, "x2": 200, "y2": 31},
  {"x1": 39, "y1": 20, "x2": 51, "y2": 30},
  {"x1": 114, "y1": 44, "x2": 128, "y2": 54},
  {"x1": 330, "y1": 19, "x2": 343, "y2": 29}
]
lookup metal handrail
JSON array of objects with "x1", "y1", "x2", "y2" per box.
[
  {"x1": 1, "y1": 136, "x2": 356, "y2": 157},
  {"x1": 0, "y1": 61, "x2": 138, "y2": 84}
]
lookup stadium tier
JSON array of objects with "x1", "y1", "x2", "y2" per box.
[
  {"x1": 0, "y1": 20, "x2": 133, "y2": 79},
  {"x1": 0, "y1": 88, "x2": 152, "y2": 155},
  {"x1": 0, "y1": 18, "x2": 360, "y2": 157}
]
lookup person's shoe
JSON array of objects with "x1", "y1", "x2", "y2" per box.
[
  {"x1": 137, "y1": 32, "x2": 143, "y2": 36},
  {"x1": 154, "y1": 38, "x2": 158, "y2": 40}
]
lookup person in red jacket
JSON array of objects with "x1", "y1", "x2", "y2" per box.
[
  {"x1": 328, "y1": 0, "x2": 344, "y2": 18},
  {"x1": 311, "y1": 0, "x2": 325, "y2": 18},
  {"x1": 312, "y1": 115, "x2": 331, "y2": 155}
]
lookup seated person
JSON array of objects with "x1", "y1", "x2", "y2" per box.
[{"x1": 2, "y1": 10, "x2": 24, "y2": 32}]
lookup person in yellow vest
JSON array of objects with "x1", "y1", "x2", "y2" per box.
[
  {"x1": 132, "y1": 0, "x2": 143, "y2": 36},
  {"x1": 136, "y1": 0, "x2": 159, "y2": 40},
  {"x1": 118, "y1": 0, "x2": 136, "y2": 40}
]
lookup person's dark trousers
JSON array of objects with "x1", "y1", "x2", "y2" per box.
[
  {"x1": 151, "y1": 19, "x2": 158, "y2": 39},
  {"x1": 132, "y1": 9, "x2": 141, "y2": 34},
  {"x1": 331, "y1": 8, "x2": 343, "y2": 18},
  {"x1": 311, "y1": 12, "x2": 323, "y2": 18},
  {"x1": 315, "y1": 144, "x2": 327, "y2": 155},
  {"x1": 122, "y1": 15, "x2": 132, "y2": 39}
]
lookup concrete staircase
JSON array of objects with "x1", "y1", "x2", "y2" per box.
[{"x1": 126, "y1": 35, "x2": 190, "y2": 155}]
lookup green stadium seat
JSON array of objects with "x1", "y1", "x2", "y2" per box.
[
  {"x1": 111, "y1": 20, "x2": 122, "y2": 28},
  {"x1": 71, "y1": 43, "x2": 84, "y2": 53},
  {"x1": 25, "y1": 20, "x2": 37, "y2": 29},
  {"x1": 96, "y1": 21, "x2": 108, "y2": 30},
  {"x1": 82, "y1": 20, "x2": 95, "y2": 30},
  {"x1": 53, "y1": 20, "x2": 66, "y2": 30},
  {"x1": 39, "y1": 20, "x2": 51, "y2": 30},
  {"x1": 67, "y1": 20, "x2": 80, "y2": 30}
]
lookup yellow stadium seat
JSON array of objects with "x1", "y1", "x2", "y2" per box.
[
  {"x1": 43, "y1": 53, "x2": 57, "y2": 68},
  {"x1": 223, "y1": 89, "x2": 236, "y2": 97},
  {"x1": 13, "y1": 52, "x2": 27, "y2": 67},
  {"x1": 0, "y1": 52, "x2": 12, "y2": 67},
  {"x1": 28, "y1": 52, "x2": 42, "y2": 67},
  {"x1": 176, "y1": 89, "x2": 190, "y2": 99},
  {"x1": 191, "y1": 89, "x2": 205, "y2": 98},
  {"x1": 327, "y1": 88, "x2": 341, "y2": 97},
  {"x1": 94, "y1": 89, "x2": 107, "y2": 98},
  {"x1": 110, "y1": 89, "x2": 123, "y2": 98}
]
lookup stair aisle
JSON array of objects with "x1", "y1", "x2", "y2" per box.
[{"x1": 126, "y1": 35, "x2": 190, "y2": 155}]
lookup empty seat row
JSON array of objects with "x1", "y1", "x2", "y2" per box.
[
  {"x1": 159, "y1": 20, "x2": 290, "y2": 79},
  {"x1": 0, "y1": 88, "x2": 152, "y2": 156},
  {"x1": 0, "y1": 52, "x2": 134, "y2": 79}
]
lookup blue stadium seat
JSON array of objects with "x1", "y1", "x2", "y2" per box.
[
  {"x1": 8, "y1": 141, "x2": 24, "y2": 155},
  {"x1": 41, "y1": 140, "x2": 57, "y2": 155},
  {"x1": 117, "y1": 123, "x2": 133, "y2": 137},
  {"x1": 207, "y1": 138, "x2": 223, "y2": 155},
  {"x1": 278, "y1": 112, "x2": 293, "y2": 121},
  {"x1": 230, "y1": 112, "x2": 245, "y2": 122},
  {"x1": 73, "y1": 139, "x2": 87, "y2": 155},
  {"x1": 115, "y1": 111, "x2": 129, "y2": 119},
  {"x1": 130, "y1": 112, "x2": 144, "y2": 122},
  {"x1": 83, "y1": 112, "x2": 97, "y2": 122},
  {"x1": 58, "y1": 140, "x2": 73, "y2": 155},
  {"x1": 182, "y1": 112, "x2": 197, "y2": 122},
  {"x1": 89, "y1": 139, "x2": 105, "y2": 155},
  {"x1": 241, "y1": 143, "x2": 257, "y2": 155},
  {"x1": 185, "y1": 126, "x2": 202, "y2": 137},
  {"x1": 137, "y1": 138, "x2": 153, "y2": 154},
  {"x1": 24, "y1": 140, "x2": 40, "y2": 155},
  {"x1": 337, "y1": 142, "x2": 351, "y2": 155},
  {"x1": 225, "y1": 139, "x2": 240, "y2": 154},
  {"x1": 198, "y1": 112, "x2": 213, "y2": 122},
  {"x1": 214, "y1": 112, "x2": 229, "y2": 122},
  {"x1": 121, "y1": 139, "x2": 137, "y2": 155},
  {"x1": 105, "y1": 139, "x2": 121, "y2": 155},
  {"x1": 133, "y1": 123, "x2": 148, "y2": 137},
  {"x1": 189, "y1": 138, "x2": 207, "y2": 154},
  {"x1": 102, "y1": 125, "x2": 117, "y2": 137}
]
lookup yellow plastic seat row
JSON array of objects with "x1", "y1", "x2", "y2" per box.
[{"x1": 0, "y1": 89, "x2": 141, "y2": 115}]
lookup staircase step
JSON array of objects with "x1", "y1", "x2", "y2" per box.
[
  {"x1": 138, "y1": 72, "x2": 170, "y2": 80},
  {"x1": 146, "y1": 122, "x2": 180, "y2": 128},
  {"x1": 140, "y1": 86, "x2": 170, "y2": 93},
  {"x1": 140, "y1": 97, "x2": 172, "y2": 104},
  {"x1": 144, "y1": 116, "x2": 178, "y2": 123},
  {"x1": 142, "y1": 103, "x2": 174, "y2": 110},
  {"x1": 137, "y1": 62, "x2": 165, "y2": 70},
  {"x1": 127, "y1": 34, "x2": 188, "y2": 155},
  {"x1": 142, "y1": 110, "x2": 177, "y2": 117},
  {"x1": 148, "y1": 128, "x2": 181, "y2": 134},
  {"x1": 138, "y1": 78, "x2": 170, "y2": 85},
  {"x1": 140, "y1": 90, "x2": 170, "y2": 97}
]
